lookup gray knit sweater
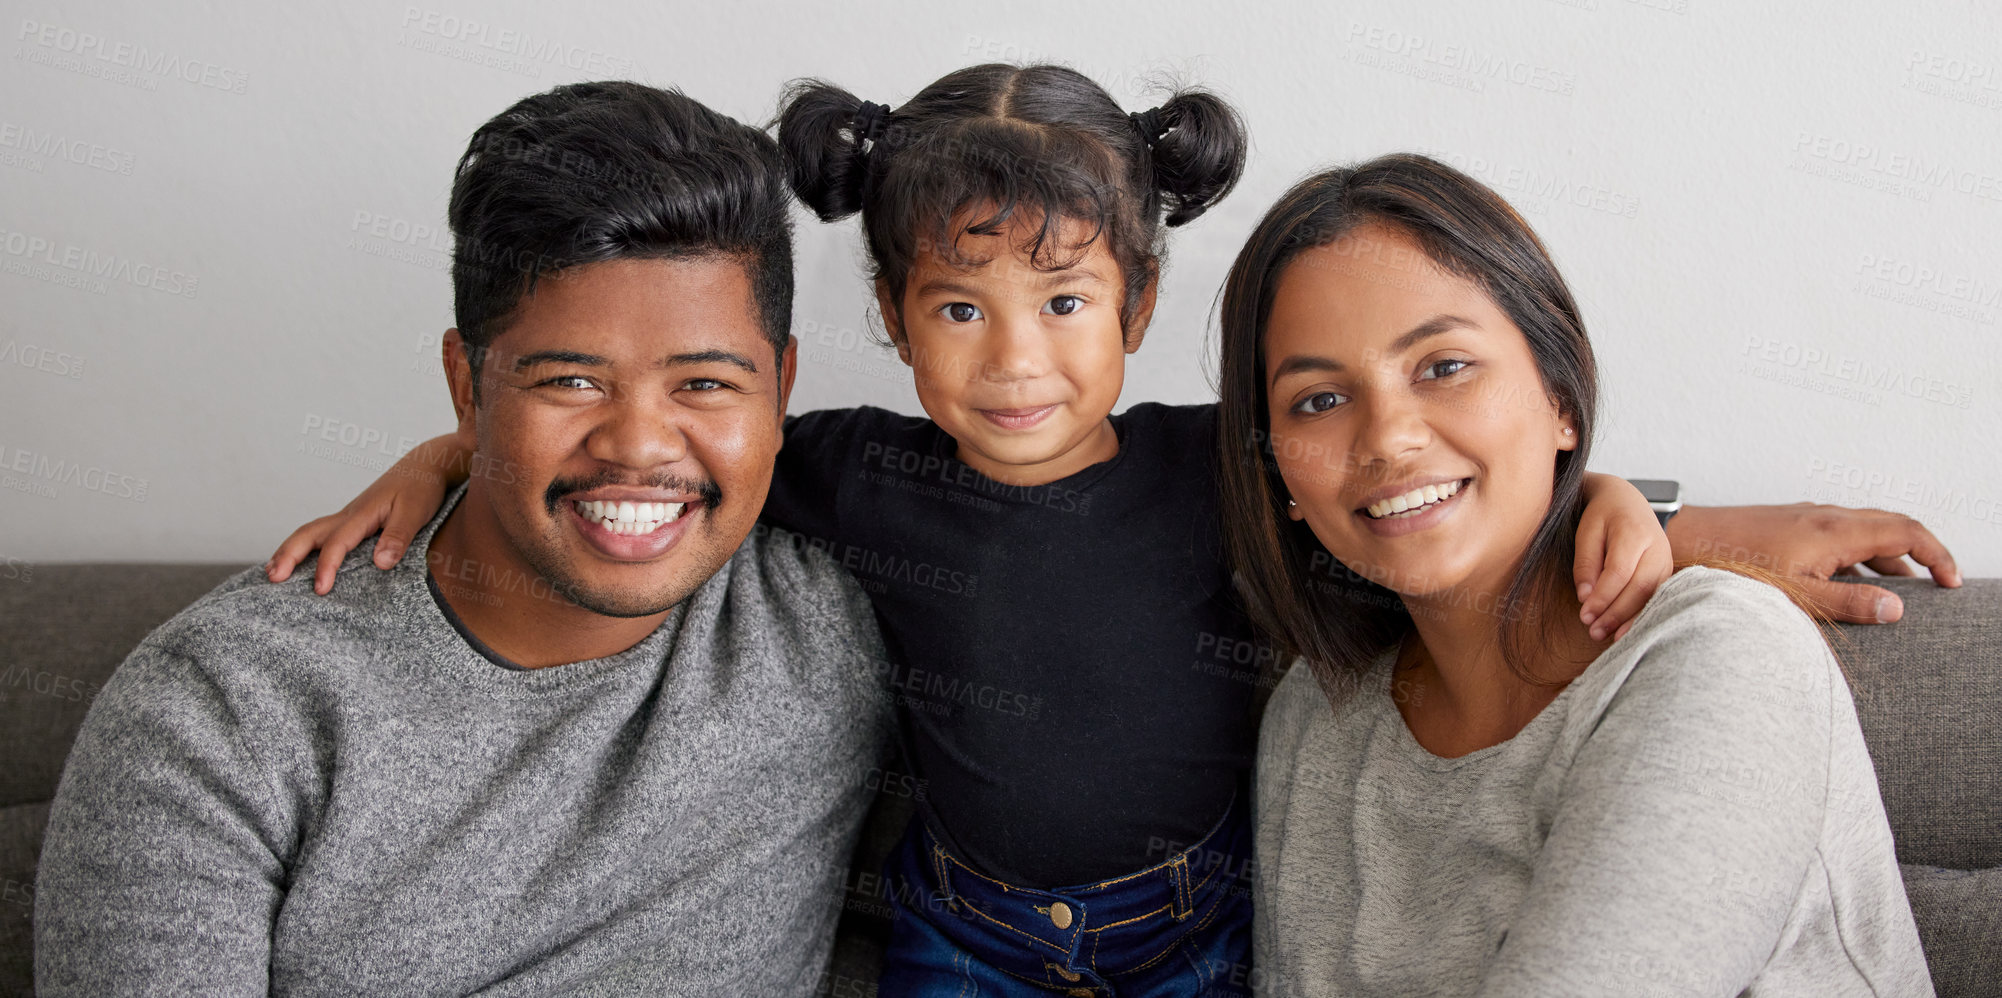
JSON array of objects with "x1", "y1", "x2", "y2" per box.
[
  {"x1": 1254, "y1": 567, "x2": 1931, "y2": 997},
  {"x1": 35, "y1": 485, "x2": 891, "y2": 996}
]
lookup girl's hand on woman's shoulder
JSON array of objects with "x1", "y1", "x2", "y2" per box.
[{"x1": 1574, "y1": 474, "x2": 1677, "y2": 643}]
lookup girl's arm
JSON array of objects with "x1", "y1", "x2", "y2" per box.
[
  {"x1": 1574, "y1": 474, "x2": 1674, "y2": 642},
  {"x1": 265, "y1": 431, "x2": 470, "y2": 594}
]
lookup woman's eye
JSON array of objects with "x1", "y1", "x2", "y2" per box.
[
  {"x1": 1044, "y1": 295, "x2": 1083, "y2": 317},
  {"x1": 942, "y1": 302, "x2": 983, "y2": 323},
  {"x1": 1292, "y1": 391, "x2": 1348, "y2": 414},
  {"x1": 1421, "y1": 359, "x2": 1471, "y2": 380}
]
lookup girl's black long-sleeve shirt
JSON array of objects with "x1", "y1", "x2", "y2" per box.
[{"x1": 763, "y1": 402, "x2": 1265, "y2": 888}]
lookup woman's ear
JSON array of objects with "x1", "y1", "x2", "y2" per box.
[
  {"x1": 1124, "y1": 263, "x2": 1160, "y2": 353},
  {"x1": 1555, "y1": 412, "x2": 1579, "y2": 451},
  {"x1": 875, "y1": 279, "x2": 912, "y2": 365}
]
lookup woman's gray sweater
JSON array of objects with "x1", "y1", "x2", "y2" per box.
[{"x1": 1254, "y1": 567, "x2": 1932, "y2": 997}]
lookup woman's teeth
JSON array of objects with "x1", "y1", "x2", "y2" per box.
[
  {"x1": 574, "y1": 499, "x2": 687, "y2": 535},
  {"x1": 1364, "y1": 479, "x2": 1464, "y2": 520}
]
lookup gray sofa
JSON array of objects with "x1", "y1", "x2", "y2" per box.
[{"x1": 2, "y1": 566, "x2": 1996, "y2": 997}]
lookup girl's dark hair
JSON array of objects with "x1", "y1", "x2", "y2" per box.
[
  {"x1": 1215, "y1": 153, "x2": 1598, "y2": 700},
  {"x1": 776, "y1": 64, "x2": 1247, "y2": 335}
]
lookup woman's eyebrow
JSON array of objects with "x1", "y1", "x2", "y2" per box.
[
  {"x1": 1390, "y1": 313, "x2": 1479, "y2": 353},
  {"x1": 1268, "y1": 313, "x2": 1480, "y2": 383}
]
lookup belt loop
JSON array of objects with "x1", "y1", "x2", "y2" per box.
[
  {"x1": 1170, "y1": 852, "x2": 1193, "y2": 921},
  {"x1": 930, "y1": 843, "x2": 957, "y2": 911}
]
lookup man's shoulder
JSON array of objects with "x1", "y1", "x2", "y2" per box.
[
  {"x1": 132, "y1": 550, "x2": 407, "y2": 682},
  {"x1": 725, "y1": 524, "x2": 877, "y2": 625}
]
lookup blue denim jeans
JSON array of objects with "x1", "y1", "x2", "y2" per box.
[{"x1": 876, "y1": 795, "x2": 1255, "y2": 997}]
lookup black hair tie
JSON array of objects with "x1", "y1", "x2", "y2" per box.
[
  {"x1": 852, "y1": 100, "x2": 893, "y2": 151},
  {"x1": 1129, "y1": 107, "x2": 1170, "y2": 148}
]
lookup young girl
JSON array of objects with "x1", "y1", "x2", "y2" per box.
[
  {"x1": 1223, "y1": 154, "x2": 1931, "y2": 995},
  {"x1": 269, "y1": 66, "x2": 1692, "y2": 994}
]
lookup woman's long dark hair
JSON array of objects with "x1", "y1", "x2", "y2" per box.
[{"x1": 1215, "y1": 153, "x2": 1598, "y2": 701}]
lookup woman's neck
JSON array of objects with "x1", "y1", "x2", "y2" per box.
[{"x1": 1394, "y1": 580, "x2": 1609, "y2": 758}]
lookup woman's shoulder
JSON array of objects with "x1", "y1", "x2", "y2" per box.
[
  {"x1": 1567, "y1": 566, "x2": 1841, "y2": 741},
  {"x1": 1626, "y1": 565, "x2": 1831, "y2": 659}
]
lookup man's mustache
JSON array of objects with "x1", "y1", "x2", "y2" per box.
[{"x1": 543, "y1": 470, "x2": 724, "y2": 515}]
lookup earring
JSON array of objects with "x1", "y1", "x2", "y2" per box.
[
  {"x1": 1563, "y1": 428, "x2": 1574, "y2": 436},
  {"x1": 1287, "y1": 498, "x2": 1297, "y2": 507}
]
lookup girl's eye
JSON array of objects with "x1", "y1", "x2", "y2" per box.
[
  {"x1": 942, "y1": 302, "x2": 983, "y2": 324},
  {"x1": 1292, "y1": 390, "x2": 1349, "y2": 415},
  {"x1": 1420, "y1": 358, "x2": 1471, "y2": 380},
  {"x1": 1044, "y1": 295, "x2": 1083, "y2": 317}
]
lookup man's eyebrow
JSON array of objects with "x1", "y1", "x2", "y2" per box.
[
  {"x1": 1268, "y1": 314, "x2": 1479, "y2": 383},
  {"x1": 510, "y1": 349, "x2": 759, "y2": 374},
  {"x1": 657, "y1": 350, "x2": 758, "y2": 374},
  {"x1": 512, "y1": 350, "x2": 608, "y2": 372}
]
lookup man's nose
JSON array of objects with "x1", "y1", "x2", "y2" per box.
[{"x1": 585, "y1": 392, "x2": 692, "y2": 469}]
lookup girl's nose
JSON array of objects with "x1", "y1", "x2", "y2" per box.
[{"x1": 979, "y1": 316, "x2": 1052, "y2": 383}]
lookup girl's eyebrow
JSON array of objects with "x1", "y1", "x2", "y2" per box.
[
  {"x1": 913, "y1": 265, "x2": 1110, "y2": 299},
  {"x1": 1032, "y1": 266, "x2": 1110, "y2": 289}
]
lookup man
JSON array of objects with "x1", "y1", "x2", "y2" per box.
[{"x1": 35, "y1": 81, "x2": 889, "y2": 995}]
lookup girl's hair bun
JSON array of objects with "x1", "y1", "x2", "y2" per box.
[
  {"x1": 775, "y1": 79, "x2": 877, "y2": 222},
  {"x1": 1141, "y1": 88, "x2": 1248, "y2": 227}
]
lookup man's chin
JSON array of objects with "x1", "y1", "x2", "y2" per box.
[
  {"x1": 559, "y1": 586, "x2": 686, "y2": 618},
  {"x1": 522, "y1": 544, "x2": 707, "y2": 620}
]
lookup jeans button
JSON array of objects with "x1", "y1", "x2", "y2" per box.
[{"x1": 1048, "y1": 901, "x2": 1074, "y2": 929}]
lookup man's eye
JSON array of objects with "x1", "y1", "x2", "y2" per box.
[
  {"x1": 1421, "y1": 359, "x2": 1471, "y2": 380},
  {"x1": 1292, "y1": 391, "x2": 1348, "y2": 414},
  {"x1": 683, "y1": 378, "x2": 728, "y2": 391},
  {"x1": 1044, "y1": 295, "x2": 1083, "y2": 317},
  {"x1": 942, "y1": 302, "x2": 983, "y2": 323},
  {"x1": 539, "y1": 375, "x2": 596, "y2": 390}
]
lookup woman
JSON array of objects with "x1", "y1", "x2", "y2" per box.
[{"x1": 1215, "y1": 154, "x2": 1933, "y2": 996}]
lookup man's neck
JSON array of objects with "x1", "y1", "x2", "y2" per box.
[{"x1": 426, "y1": 490, "x2": 672, "y2": 669}]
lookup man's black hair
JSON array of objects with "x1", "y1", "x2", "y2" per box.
[{"x1": 449, "y1": 81, "x2": 793, "y2": 399}]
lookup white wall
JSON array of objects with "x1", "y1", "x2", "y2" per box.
[{"x1": 3, "y1": 0, "x2": 1998, "y2": 573}]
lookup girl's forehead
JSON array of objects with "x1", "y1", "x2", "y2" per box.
[{"x1": 908, "y1": 215, "x2": 1122, "y2": 286}]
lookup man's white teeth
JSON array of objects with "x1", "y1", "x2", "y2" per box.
[
  {"x1": 572, "y1": 499, "x2": 688, "y2": 535},
  {"x1": 1365, "y1": 479, "x2": 1463, "y2": 519}
]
